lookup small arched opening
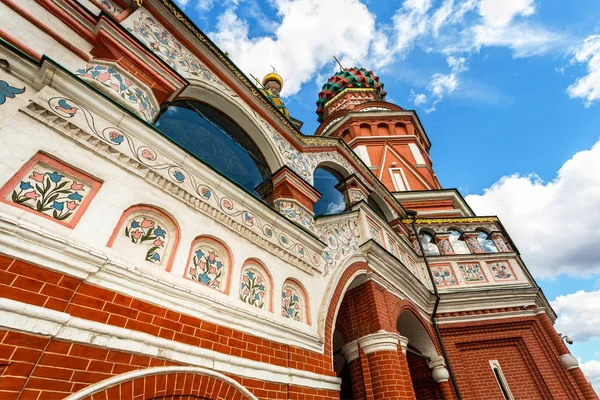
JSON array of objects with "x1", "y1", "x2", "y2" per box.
[
  {"x1": 477, "y1": 230, "x2": 499, "y2": 253},
  {"x1": 419, "y1": 231, "x2": 440, "y2": 256},
  {"x1": 313, "y1": 165, "x2": 347, "y2": 216}
]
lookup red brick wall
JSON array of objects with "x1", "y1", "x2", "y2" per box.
[
  {"x1": 406, "y1": 352, "x2": 440, "y2": 400},
  {"x1": 0, "y1": 254, "x2": 334, "y2": 376},
  {"x1": 440, "y1": 317, "x2": 587, "y2": 400}
]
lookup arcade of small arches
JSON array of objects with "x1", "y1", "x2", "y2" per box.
[{"x1": 417, "y1": 227, "x2": 511, "y2": 257}]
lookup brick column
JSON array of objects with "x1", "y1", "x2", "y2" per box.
[
  {"x1": 268, "y1": 167, "x2": 321, "y2": 230},
  {"x1": 398, "y1": 335, "x2": 418, "y2": 400},
  {"x1": 435, "y1": 233, "x2": 455, "y2": 255},
  {"x1": 336, "y1": 174, "x2": 370, "y2": 207},
  {"x1": 428, "y1": 355, "x2": 453, "y2": 400},
  {"x1": 343, "y1": 331, "x2": 415, "y2": 400},
  {"x1": 490, "y1": 232, "x2": 512, "y2": 252},
  {"x1": 410, "y1": 235, "x2": 422, "y2": 256},
  {"x1": 537, "y1": 309, "x2": 599, "y2": 400},
  {"x1": 463, "y1": 232, "x2": 484, "y2": 253}
]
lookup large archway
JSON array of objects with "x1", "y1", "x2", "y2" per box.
[
  {"x1": 65, "y1": 366, "x2": 258, "y2": 400},
  {"x1": 397, "y1": 310, "x2": 443, "y2": 399}
]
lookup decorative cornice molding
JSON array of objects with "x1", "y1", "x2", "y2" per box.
[
  {"x1": 342, "y1": 330, "x2": 401, "y2": 362},
  {"x1": 401, "y1": 216, "x2": 499, "y2": 225}
]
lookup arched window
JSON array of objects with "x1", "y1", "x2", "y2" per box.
[
  {"x1": 155, "y1": 100, "x2": 271, "y2": 199},
  {"x1": 489, "y1": 360, "x2": 514, "y2": 400},
  {"x1": 239, "y1": 260, "x2": 272, "y2": 311},
  {"x1": 313, "y1": 167, "x2": 346, "y2": 216},
  {"x1": 281, "y1": 279, "x2": 309, "y2": 324},
  {"x1": 107, "y1": 205, "x2": 179, "y2": 271},
  {"x1": 477, "y1": 231, "x2": 498, "y2": 253},
  {"x1": 420, "y1": 232, "x2": 440, "y2": 256},
  {"x1": 185, "y1": 236, "x2": 232, "y2": 293},
  {"x1": 448, "y1": 230, "x2": 470, "y2": 254}
]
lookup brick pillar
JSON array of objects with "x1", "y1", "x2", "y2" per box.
[
  {"x1": 537, "y1": 310, "x2": 599, "y2": 400},
  {"x1": 269, "y1": 167, "x2": 321, "y2": 230},
  {"x1": 435, "y1": 233, "x2": 455, "y2": 255},
  {"x1": 336, "y1": 174, "x2": 370, "y2": 207},
  {"x1": 398, "y1": 335, "x2": 418, "y2": 400},
  {"x1": 463, "y1": 232, "x2": 484, "y2": 253},
  {"x1": 343, "y1": 331, "x2": 415, "y2": 400},
  {"x1": 410, "y1": 235, "x2": 422, "y2": 256},
  {"x1": 345, "y1": 348, "x2": 375, "y2": 400},
  {"x1": 490, "y1": 232, "x2": 512, "y2": 252},
  {"x1": 428, "y1": 355, "x2": 453, "y2": 400}
]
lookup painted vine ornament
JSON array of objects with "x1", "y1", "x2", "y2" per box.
[
  {"x1": 189, "y1": 248, "x2": 224, "y2": 290},
  {"x1": 10, "y1": 170, "x2": 85, "y2": 222},
  {"x1": 47, "y1": 97, "x2": 321, "y2": 270},
  {"x1": 240, "y1": 270, "x2": 266, "y2": 309},
  {"x1": 125, "y1": 217, "x2": 166, "y2": 263}
]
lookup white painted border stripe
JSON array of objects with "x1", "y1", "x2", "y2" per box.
[
  {"x1": 0, "y1": 298, "x2": 341, "y2": 391},
  {"x1": 64, "y1": 366, "x2": 259, "y2": 400}
]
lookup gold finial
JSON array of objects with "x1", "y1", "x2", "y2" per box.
[
  {"x1": 135, "y1": 0, "x2": 143, "y2": 6},
  {"x1": 334, "y1": 56, "x2": 345, "y2": 71},
  {"x1": 270, "y1": 65, "x2": 278, "y2": 74}
]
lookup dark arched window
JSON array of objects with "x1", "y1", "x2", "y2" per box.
[
  {"x1": 477, "y1": 231, "x2": 498, "y2": 253},
  {"x1": 313, "y1": 167, "x2": 346, "y2": 216},
  {"x1": 420, "y1": 232, "x2": 440, "y2": 256},
  {"x1": 155, "y1": 100, "x2": 271, "y2": 199}
]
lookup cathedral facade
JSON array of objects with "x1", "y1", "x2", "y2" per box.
[{"x1": 0, "y1": 1, "x2": 596, "y2": 399}]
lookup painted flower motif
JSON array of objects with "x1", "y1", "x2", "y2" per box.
[
  {"x1": 141, "y1": 149, "x2": 155, "y2": 160},
  {"x1": 70, "y1": 182, "x2": 85, "y2": 191},
  {"x1": 200, "y1": 187, "x2": 211, "y2": 199},
  {"x1": 132, "y1": 230, "x2": 142, "y2": 240},
  {"x1": 67, "y1": 192, "x2": 83, "y2": 201},
  {"x1": 24, "y1": 191, "x2": 40, "y2": 200},
  {"x1": 153, "y1": 238, "x2": 164, "y2": 247},
  {"x1": 140, "y1": 218, "x2": 154, "y2": 229},
  {"x1": 222, "y1": 199, "x2": 232, "y2": 209},
  {"x1": 208, "y1": 251, "x2": 217, "y2": 262},
  {"x1": 150, "y1": 253, "x2": 161, "y2": 262},
  {"x1": 172, "y1": 170, "x2": 185, "y2": 182},
  {"x1": 29, "y1": 171, "x2": 45, "y2": 182},
  {"x1": 47, "y1": 172, "x2": 64, "y2": 183},
  {"x1": 19, "y1": 181, "x2": 33, "y2": 190},
  {"x1": 153, "y1": 226, "x2": 166, "y2": 238},
  {"x1": 52, "y1": 201, "x2": 64, "y2": 211},
  {"x1": 189, "y1": 246, "x2": 225, "y2": 290},
  {"x1": 131, "y1": 220, "x2": 140, "y2": 228},
  {"x1": 109, "y1": 131, "x2": 124, "y2": 144},
  {"x1": 66, "y1": 201, "x2": 79, "y2": 210}
]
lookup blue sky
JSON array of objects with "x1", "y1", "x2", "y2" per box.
[{"x1": 175, "y1": 0, "x2": 600, "y2": 387}]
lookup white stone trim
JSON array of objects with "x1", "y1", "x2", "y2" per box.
[
  {"x1": 342, "y1": 330, "x2": 400, "y2": 362},
  {"x1": 428, "y1": 356, "x2": 449, "y2": 383},
  {"x1": 0, "y1": 298, "x2": 341, "y2": 391},
  {"x1": 489, "y1": 360, "x2": 514, "y2": 399},
  {"x1": 64, "y1": 366, "x2": 258, "y2": 399},
  {"x1": 560, "y1": 354, "x2": 580, "y2": 370},
  {"x1": 399, "y1": 335, "x2": 409, "y2": 355},
  {"x1": 0, "y1": 213, "x2": 323, "y2": 352}
]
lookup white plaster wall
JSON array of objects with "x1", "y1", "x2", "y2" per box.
[
  {"x1": 0, "y1": 111, "x2": 329, "y2": 340},
  {"x1": 0, "y1": 2, "x2": 90, "y2": 72}
]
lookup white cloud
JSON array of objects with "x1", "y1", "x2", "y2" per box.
[
  {"x1": 209, "y1": 0, "x2": 388, "y2": 96},
  {"x1": 567, "y1": 34, "x2": 600, "y2": 107},
  {"x1": 196, "y1": 0, "x2": 215, "y2": 11},
  {"x1": 478, "y1": 0, "x2": 535, "y2": 28},
  {"x1": 412, "y1": 55, "x2": 468, "y2": 111},
  {"x1": 174, "y1": 0, "x2": 191, "y2": 7},
  {"x1": 581, "y1": 359, "x2": 600, "y2": 391},
  {"x1": 466, "y1": 139, "x2": 600, "y2": 278},
  {"x1": 552, "y1": 290, "x2": 600, "y2": 342}
]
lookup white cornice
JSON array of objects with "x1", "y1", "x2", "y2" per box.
[
  {"x1": 392, "y1": 190, "x2": 474, "y2": 217},
  {"x1": 0, "y1": 298, "x2": 340, "y2": 391},
  {"x1": 0, "y1": 213, "x2": 325, "y2": 352}
]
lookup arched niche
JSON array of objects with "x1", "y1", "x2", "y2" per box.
[
  {"x1": 106, "y1": 205, "x2": 180, "y2": 272},
  {"x1": 184, "y1": 235, "x2": 233, "y2": 294},
  {"x1": 239, "y1": 258, "x2": 273, "y2": 312},
  {"x1": 366, "y1": 191, "x2": 394, "y2": 222},
  {"x1": 281, "y1": 278, "x2": 310, "y2": 324}
]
